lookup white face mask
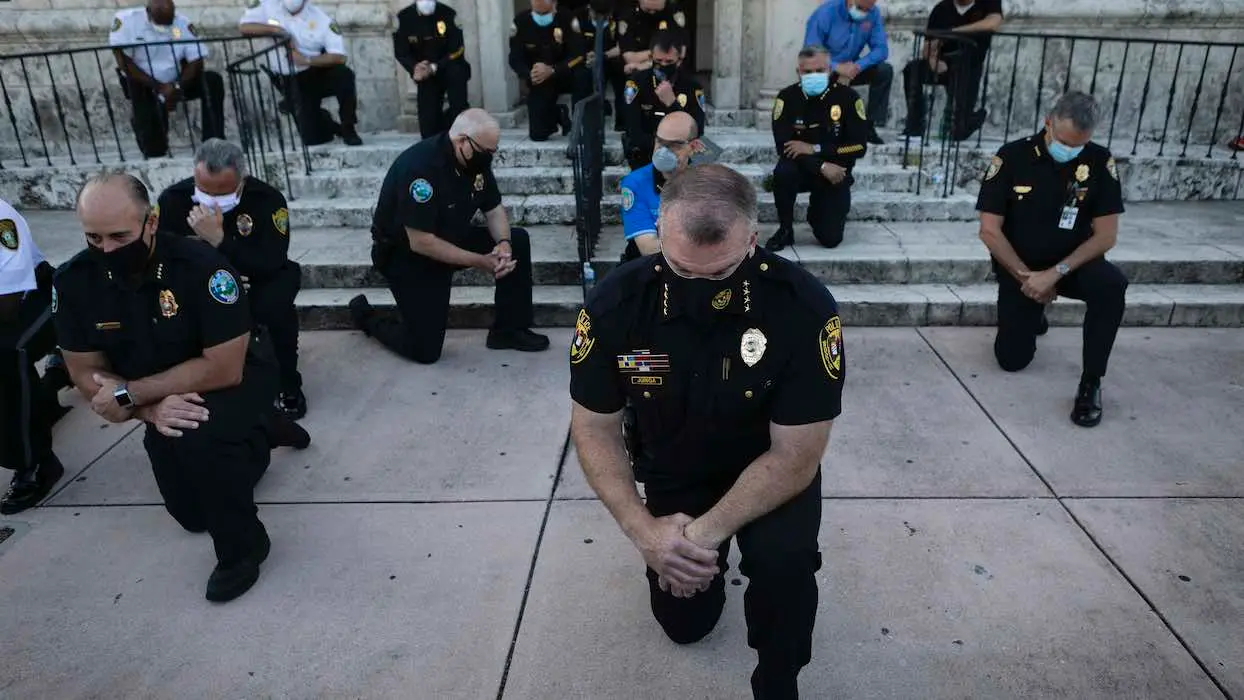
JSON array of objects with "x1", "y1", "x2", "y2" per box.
[
  {"x1": 192, "y1": 187, "x2": 242, "y2": 214},
  {"x1": 281, "y1": 0, "x2": 306, "y2": 14},
  {"x1": 954, "y1": 1, "x2": 975, "y2": 14},
  {"x1": 415, "y1": 0, "x2": 436, "y2": 14}
]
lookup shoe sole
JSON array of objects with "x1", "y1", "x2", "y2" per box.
[
  {"x1": 0, "y1": 461, "x2": 65, "y2": 515},
  {"x1": 485, "y1": 340, "x2": 551, "y2": 352}
]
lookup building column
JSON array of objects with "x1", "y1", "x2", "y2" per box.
[
  {"x1": 472, "y1": 0, "x2": 517, "y2": 114},
  {"x1": 711, "y1": 0, "x2": 744, "y2": 110},
  {"x1": 755, "y1": 0, "x2": 809, "y2": 113}
]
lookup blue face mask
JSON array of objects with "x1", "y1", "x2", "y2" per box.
[
  {"x1": 652, "y1": 147, "x2": 680, "y2": 174},
  {"x1": 847, "y1": 4, "x2": 869, "y2": 20},
  {"x1": 800, "y1": 72, "x2": 829, "y2": 97},
  {"x1": 532, "y1": 11, "x2": 554, "y2": 27},
  {"x1": 1048, "y1": 139, "x2": 1084, "y2": 163}
]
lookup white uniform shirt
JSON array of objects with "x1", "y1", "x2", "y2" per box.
[
  {"x1": 109, "y1": 7, "x2": 208, "y2": 85},
  {"x1": 0, "y1": 199, "x2": 44, "y2": 297},
  {"x1": 239, "y1": 0, "x2": 346, "y2": 75}
]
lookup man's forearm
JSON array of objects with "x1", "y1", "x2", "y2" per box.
[
  {"x1": 692, "y1": 448, "x2": 820, "y2": 544},
  {"x1": 240, "y1": 23, "x2": 284, "y2": 36},
  {"x1": 1059, "y1": 230, "x2": 1117, "y2": 273},
  {"x1": 484, "y1": 206, "x2": 512, "y2": 243},
  {"x1": 980, "y1": 225, "x2": 1030, "y2": 279},
  {"x1": 117, "y1": 54, "x2": 158, "y2": 89},
  {"x1": 572, "y1": 408, "x2": 652, "y2": 541},
  {"x1": 954, "y1": 14, "x2": 1002, "y2": 32},
  {"x1": 309, "y1": 53, "x2": 347, "y2": 67},
  {"x1": 128, "y1": 356, "x2": 243, "y2": 407},
  {"x1": 179, "y1": 59, "x2": 203, "y2": 86},
  {"x1": 633, "y1": 233, "x2": 661, "y2": 256},
  {"x1": 408, "y1": 229, "x2": 482, "y2": 268}
]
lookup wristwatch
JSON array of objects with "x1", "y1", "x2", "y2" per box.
[
  {"x1": 113, "y1": 384, "x2": 135, "y2": 409},
  {"x1": 812, "y1": 144, "x2": 822, "y2": 154},
  {"x1": 1055, "y1": 262, "x2": 1070, "y2": 276}
]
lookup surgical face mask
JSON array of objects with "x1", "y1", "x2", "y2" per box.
[
  {"x1": 847, "y1": 4, "x2": 869, "y2": 20},
  {"x1": 90, "y1": 232, "x2": 151, "y2": 278},
  {"x1": 800, "y1": 72, "x2": 829, "y2": 97},
  {"x1": 531, "y1": 11, "x2": 555, "y2": 27},
  {"x1": 192, "y1": 187, "x2": 242, "y2": 214},
  {"x1": 282, "y1": 0, "x2": 306, "y2": 14},
  {"x1": 652, "y1": 146, "x2": 680, "y2": 174},
  {"x1": 1047, "y1": 139, "x2": 1084, "y2": 163},
  {"x1": 415, "y1": 0, "x2": 437, "y2": 15}
]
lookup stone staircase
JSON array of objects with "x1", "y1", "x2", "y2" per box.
[{"x1": 5, "y1": 127, "x2": 1244, "y2": 329}]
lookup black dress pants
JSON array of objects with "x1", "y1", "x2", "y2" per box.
[
  {"x1": 249, "y1": 263, "x2": 302, "y2": 393},
  {"x1": 0, "y1": 263, "x2": 57, "y2": 473},
  {"x1": 274, "y1": 65, "x2": 359, "y2": 146},
  {"x1": 902, "y1": 54, "x2": 984, "y2": 138},
  {"x1": 772, "y1": 159, "x2": 851, "y2": 248},
  {"x1": 643, "y1": 471, "x2": 823, "y2": 700},
  {"x1": 365, "y1": 226, "x2": 535, "y2": 364},
  {"x1": 994, "y1": 257, "x2": 1128, "y2": 378},
  {"x1": 414, "y1": 62, "x2": 470, "y2": 139},
  {"x1": 525, "y1": 66, "x2": 592, "y2": 141},
  {"x1": 126, "y1": 70, "x2": 225, "y2": 158}
]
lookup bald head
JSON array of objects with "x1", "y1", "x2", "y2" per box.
[
  {"x1": 147, "y1": 0, "x2": 175, "y2": 26},
  {"x1": 76, "y1": 172, "x2": 156, "y2": 253},
  {"x1": 656, "y1": 111, "x2": 698, "y2": 143},
  {"x1": 450, "y1": 108, "x2": 501, "y2": 151}
]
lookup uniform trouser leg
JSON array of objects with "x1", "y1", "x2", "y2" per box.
[
  {"x1": 249, "y1": 264, "x2": 302, "y2": 393},
  {"x1": 371, "y1": 249, "x2": 455, "y2": 364},
  {"x1": 772, "y1": 159, "x2": 804, "y2": 232},
  {"x1": 1055, "y1": 258, "x2": 1128, "y2": 379},
  {"x1": 643, "y1": 472, "x2": 823, "y2": 700},
  {"x1": 282, "y1": 72, "x2": 333, "y2": 146},
  {"x1": 416, "y1": 74, "x2": 448, "y2": 139},
  {"x1": 993, "y1": 268, "x2": 1045, "y2": 372},
  {"x1": 180, "y1": 70, "x2": 226, "y2": 140},
  {"x1": 0, "y1": 291, "x2": 57, "y2": 473},
  {"x1": 807, "y1": 177, "x2": 850, "y2": 249},
  {"x1": 604, "y1": 59, "x2": 626, "y2": 128},
  {"x1": 144, "y1": 423, "x2": 269, "y2": 566},
  {"x1": 902, "y1": 60, "x2": 948, "y2": 136},
  {"x1": 319, "y1": 65, "x2": 358, "y2": 128},
  {"x1": 129, "y1": 83, "x2": 170, "y2": 158},
  {"x1": 566, "y1": 64, "x2": 593, "y2": 105},
  {"x1": 525, "y1": 77, "x2": 558, "y2": 140},
  {"x1": 854, "y1": 62, "x2": 894, "y2": 127},
  {"x1": 946, "y1": 56, "x2": 984, "y2": 135},
  {"x1": 424, "y1": 61, "x2": 471, "y2": 137},
  {"x1": 457, "y1": 226, "x2": 535, "y2": 331}
]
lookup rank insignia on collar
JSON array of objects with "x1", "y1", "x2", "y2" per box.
[
  {"x1": 159, "y1": 289, "x2": 179, "y2": 318},
  {"x1": 474, "y1": 173, "x2": 485, "y2": 192},
  {"x1": 830, "y1": 104, "x2": 842, "y2": 122},
  {"x1": 617, "y1": 350, "x2": 671, "y2": 373},
  {"x1": 712, "y1": 288, "x2": 732, "y2": 310},
  {"x1": 1075, "y1": 164, "x2": 1089, "y2": 182},
  {"x1": 741, "y1": 328, "x2": 767, "y2": 367},
  {"x1": 237, "y1": 213, "x2": 254, "y2": 237},
  {"x1": 0, "y1": 219, "x2": 18, "y2": 250},
  {"x1": 437, "y1": 20, "x2": 446, "y2": 35},
  {"x1": 570, "y1": 309, "x2": 595, "y2": 364},
  {"x1": 819, "y1": 315, "x2": 843, "y2": 380}
]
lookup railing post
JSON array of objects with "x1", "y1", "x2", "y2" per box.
[
  {"x1": 93, "y1": 50, "x2": 127, "y2": 162},
  {"x1": 0, "y1": 68, "x2": 28, "y2": 168},
  {"x1": 1207, "y1": 46, "x2": 1237, "y2": 159},
  {"x1": 67, "y1": 52, "x2": 102, "y2": 164},
  {"x1": 1132, "y1": 43, "x2": 1158, "y2": 156},
  {"x1": 1002, "y1": 35, "x2": 1020, "y2": 145},
  {"x1": 19, "y1": 58, "x2": 53, "y2": 166},
  {"x1": 1181, "y1": 45, "x2": 1211, "y2": 158},
  {"x1": 1107, "y1": 41, "x2": 1130, "y2": 151},
  {"x1": 1156, "y1": 43, "x2": 1184, "y2": 157}
]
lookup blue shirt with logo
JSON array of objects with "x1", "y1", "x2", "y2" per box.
[
  {"x1": 804, "y1": 0, "x2": 889, "y2": 71},
  {"x1": 619, "y1": 164, "x2": 661, "y2": 241}
]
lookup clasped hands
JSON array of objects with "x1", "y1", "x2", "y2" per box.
[
  {"x1": 89, "y1": 374, "x2": 210, "y2": 437},
  {"x1": 477, "y1": 242, "x2": 517, "y2": 280},
  {"x1": 1018, "y1": 268, "x2": 1060, "y2": 304},
  {"x1": 636, "y1": 513, "x2": 722, "y2": 599}
]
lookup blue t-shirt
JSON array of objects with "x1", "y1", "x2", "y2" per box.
[
  {"x1": 619, "y1": 165, "x2": 661, "y2": 241},
  {"x1": 804, "y1": 0, "x2": 889, "y2": 70}
]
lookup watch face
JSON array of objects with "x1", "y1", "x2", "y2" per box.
[{"x1": 114, "y1": 388, "x2": 132, "y2": 407}]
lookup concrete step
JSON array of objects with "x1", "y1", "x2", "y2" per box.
[
  {"x1": 288, "y1": 224, "x2": 1244, "y2": 289},
  {"x1": 296, "y1": 283, "x2": 1244, "y2": 330},
  {"x1": 286, "y1": 191, "x2": 981, "y2": 228},
  {"x1": 287, "y1": 163, "x2": 923, "y2": 199}
]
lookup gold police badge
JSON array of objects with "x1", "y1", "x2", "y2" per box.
[
  {"x1": 0, "y1": 219, "x2": 18, "y2": 251},
  {"x1": 171, "y1": 27, "x2": 182, "y2": 39},
  {"x1": 830, "y1": 104, "x2": 842, "y2": 122},
  {"x1": 236, "y1": 213, "x2": 254, "y2": 237},
  {"x1": 712, "y1": 289, "x2": 732, "y2": 310},
  {"x1": 158, "y1": 289, "x2": 179, "y2": 318},
  {"x1": 437, "y1": 20, "x2": 447, "y2": 36},
  {"x1": 570, "y1": 309, "x2": 595, "y2": 364},
  {"x1": 740, "y1": 328, "x2": 767, "y2": 367},
  {"x1": 819, "y1": 315, "x2": 843, "y2": 379},
  {"x1": 1075, "y1": 164, "x2": 1089, "y2": 182},
  {"x1": 474, "y1": 173, "x2": 485, "y2": 191},
  {"x1": 554, "y1": 27, "x2": 563, "y2": 43},
  {"x1": 678, "y1": 93, "x2": 687, "y2": 108}
]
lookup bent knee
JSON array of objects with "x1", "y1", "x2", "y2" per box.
[{"x1": 994, "y1": 345, "x2": 1034, "y2": 373}]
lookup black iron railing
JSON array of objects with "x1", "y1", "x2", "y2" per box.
[
  {"x1": 569, "y1": 92, "x2": 605, "y2": 298},
  {"x1": 901, "y1": 30, "x2": 1244, "y2": 198},
  {"x1": 0, "y1": 35, "x2": 312, "y2": 191}
]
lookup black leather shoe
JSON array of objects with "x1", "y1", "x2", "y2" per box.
[
  {"x1": 267, "y1": 413, "x2": 311, "y2": 450},
  {"x1": 277, "y1": 388, "x2": 307, "y2": 420},
  {"x1": 42, "y1": 363, "x2": 71, "y2": 393},
  {"x1": 341, "y1": 127, "x2": 363, "y2": 146},
  {"x1": 1036, "y1": 312, "x2": 1049, "y2": 336},
  {"x1": 206, "y1": 530, "x2": 271, "y2": 603},
  {"x1": 867, "y1": 128, "x2": 885, "y2": 145},
  {"x1": 0, "y1": 453, "x2": 65, "y2": 515},
  {"x1": 486, "y1": 329, "x2": 551, "y2": 352},
  {"x1": 1071, "y1": 379, "x2": 1103, "y2": 427},
  {"x1": 558, "y1": 105, "x2": 572, "y2": 136},
  {"x1": 348, "y1": 295, "x2": 373, "y2": 333},
  {"x1": 764, "y1": 227, "x2": 794, "y2": 252}
]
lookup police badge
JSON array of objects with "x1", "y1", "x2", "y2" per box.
[
  {"x1": 159, "y1": 289, "x2": 179, "y2": 318},
  {"x1": 741, "y1": 328, "x2": 767, "y2": 367},
  {"x1": 236, "y1": 213, "x2": 254, "y2": 237}
]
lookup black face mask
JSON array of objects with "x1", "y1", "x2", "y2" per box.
[
  {"x1": 90, "y1": 235, "x2": 150, "y2": 279},
  {"x1": 653, "y1": 61, "x2": 680, "y2": 83},
  {"x1": 468, "y1": 149, "x2": 493, "y2": 174},
  {"x1": 662, "y1": 251, "x2": 754, "y2": 324}
]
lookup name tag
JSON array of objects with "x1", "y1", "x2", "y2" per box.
[
  {"x1": 95, "y1": 321, "x2": 122, "y2": 331},
  {"x1": 1059, "y1": 206, "x2": 1078, "y2": 230}
]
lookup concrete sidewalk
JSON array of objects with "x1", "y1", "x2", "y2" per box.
[{"x1": 1, "y1": 328, "x2": 1241, "y2": 699}]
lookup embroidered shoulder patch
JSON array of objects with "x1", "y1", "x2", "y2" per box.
[
  {"x1": 621, "y1": 186, "x2": 635, "y2": 211},
  {"x1": 772, "y1": 98, "x2": 784, "y2": 121},
  {"x1": 111, "y1": 16, "x2": 122, "y2": 32},
  {"x1": 0, "y1": 219, "x2": 18, "y2": 251},
  {"x1": 410, "y1": 178, "x2": 434, "y2": 203},
  {"x1": 51, "y1": 286, "x2": 58, "y2": 314},
  {"x1": 1107, "y1": 157, "x2": 1119, "y2": 181},
  {"x1": 624, "y1": 80, "x2": 638, "y2": 105},
  {"x1": 272, "y1": 207, "x2": 289, "y2": 236},
  {"x1": 570, "y1": 309, "x2": 595, "y2": 365},
  {"x1": 984, "y1": 155, "x2": 1003, "y2": 181},
  {"x1": 855, "y1": 98, "x2": 866, "y2": 121},
  {"x1": 818, "y1": 315, "x2": 843, "y2": 380},
  {"x1": 208, "y1": 269, "x2": 240, "y2": 305},
  {"x1": 329, "y1": 20, "x2": 341, "y2": 35}
]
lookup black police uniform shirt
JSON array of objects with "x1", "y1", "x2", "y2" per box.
[
  {"x1": 976, "y1": 130, "x2": 1124, "y2": 270},
  {"x1": 508, "y1": 9, "x2": 587, "y2": 79},
  {"x1": 573, "y1": 7, "x2": 618, "y2": 55},
  {"x1": 624, "y1": 67, "x2": 706, "y2": 137},
  {"x1": 394, "y1": 2, "x2": 466, "y2": 74},
  {"x1": 569, "y1": 249, "x2": 844, "y2": 488},
  {"x1": 372, "y1": 132, "x2": 501, "y2": 248},
  {"x1": 925, "y1": 0, "x2": 1003, "y2": 55},
  {"x1": 52, "y1": 234, "x2": 266, "y2": 435},
  {"x1": 157, "y1": 177, "x2": 291, "y2": 284},
  {"x1": 772, "y1": 81, "x2": 870, "y2": 182},
  {"x1": 615, "y1": 0, "x2": 686, "y2": 55}
]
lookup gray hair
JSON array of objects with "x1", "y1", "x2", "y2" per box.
[
  {"x1": 450, "y1": 108, "x2": 500, "y2": 140},
  {"x1": 194, "y1": 138, "x2": 248, "y2": 179},
  {"x1": 797, "y1": 45, "x2": 829, "y2": 60},
  {"x1": 1049, "y1": 91, "x2": 1100, "y2": 133},
  {"x1": 659, "y1": 164, "x2": 757, "y2": 246},
  {"x1": 76, "y1": 170, "x2": 150, "y2": 210}
]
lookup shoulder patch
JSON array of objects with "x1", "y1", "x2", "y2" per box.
[
  {"x1": 51, "y1": 285, "x2": 58, "y2": 314},
  {"x1": 410, "y1": 178, "x2": 434, "y2": 203},
  {"x1": 208, "y1": 269, "x2": 240, "y2": 305},
  {"x1": 624, "y1": 80, "x2": 638, "y2": 104},
  {"x1": 618, "y1": 20, "x2": 627, "y2": 35},
  {"x1": 673, "y1": 10, "x2": 686, "y2": 26},
  {"x1": 621, "y1": 186, "x2": 635, "y2": 211},
  {"x1": 111, "y1": 16, "x2": 122, "y2": 32},
  {"x1": 855, "y1": 98, "x2": 866, "y2": 121},
  {"x1": 0, "y1": 219, "x2": 18, "y2": 251},
  {"x1": 1107, "y1": 157, "x2": 1119, "y2": 181},
  {"x1": 272, "y1": 207, "x2": 289, "y2": 236},
  {"x1": 772, "y1": 98, "x2": 784, "y2": 121},
  {"x1": 984, "y1": 155, "x2": 1002, "y2": 181},
  {"x1": 696, "y1": 88, "x2": 705, "y2": 111},
  {"x1": 329, "y1": 20, "x2": 341, "y2": 34},
  {"x1": 510, "y1": 21, "x2": 517, "y2": 37},
  {"x1": 569, "y1": 308, "x2": 596, "y2": 365},
  {"x1": 818, "y1": 315, "x2": 843, "y2": 380}
]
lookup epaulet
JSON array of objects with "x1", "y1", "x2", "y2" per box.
[
  {"x1": 53, "y1": 248, "x2": 93, "y2": 282},
  {"x1": 754, "y1": 249, "x2": 838, "y2": 314},
  {"x1": 585, "y1": 256, "x2": 660, "y2": 316}
]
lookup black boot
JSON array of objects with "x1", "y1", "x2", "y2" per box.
[
  {"x1": 1071, "y1": 376, "x2": 1103, "y2": 427},
  {"x1": 558, "y1": 104, "x2": 572, "y2": 136},
  {"x1": 1036, "y1": 311, "x2": 1049, "y2": 336},
  {"x1": 276, "y1": 387, "x2": 308, "y2": 420},
  {"x1": 764, "y1": 227, "x2": 794, "y2": 252},
  {"x1": 265, "y1": 412, "x2": 311, "y2": 450},
  {"x1": 486, "y1": 329, "x2": 551, "y2": 352},
  {"x1": 348, "y1": 295, "x2": 374, "y2": 334},
  {"x1": 0, "y1": 453, "x2": 65, "y2": 515},
  {"x1": 340, "y1": 125, "x2": 363, "y2": 146},
  {"x1": 206, "y1": 529, "x2": 271, "y2": 603}
]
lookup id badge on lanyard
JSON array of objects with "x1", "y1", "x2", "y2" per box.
[{"x1": 1059, "y1": 182, "x2": 1081, "y2": 230}]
